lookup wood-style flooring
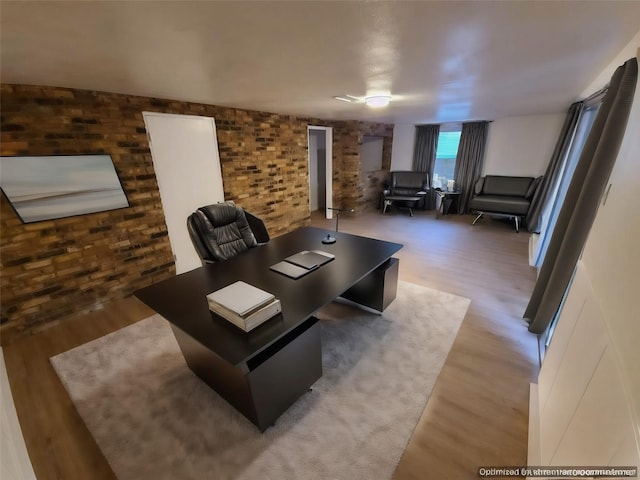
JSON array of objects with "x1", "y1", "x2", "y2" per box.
[{"x1": 3, "y1": 209, "x2": 539, "y2": 479}]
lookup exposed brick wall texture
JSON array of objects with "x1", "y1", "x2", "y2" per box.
[
  {"x1": 0, "y1": 84, "x2": 393, "y2": 343},
  {"x1": 329, "y1": 122, "x2": 393, "y2": 213},
  {"x1": 359, "y1": 125, "x2": 394, "y2": 212}
]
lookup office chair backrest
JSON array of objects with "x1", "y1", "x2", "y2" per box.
[{"x1": 187, "y1": 202, "x2": 259, "y2": 263}]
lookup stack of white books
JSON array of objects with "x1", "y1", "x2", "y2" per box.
[{"x1": 206, "y1": 281, "x2": 281, "y2": 332}]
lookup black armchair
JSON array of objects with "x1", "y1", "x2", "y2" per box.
[
  {"x1": 381, "y1": 171, "x2": 430, "y2": 216},
  {"x1": 187, "y1": 201, "x2": 270, "y2": 264}
]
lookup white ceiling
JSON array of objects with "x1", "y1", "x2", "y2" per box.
[{"x1": 1, "y1": 1, "x2": 639, "y2": 124}]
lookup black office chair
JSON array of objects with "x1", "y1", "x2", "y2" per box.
[{"x1": 187, "y1": 201, "x2": 270, "y2": 264}]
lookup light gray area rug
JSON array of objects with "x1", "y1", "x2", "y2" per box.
[{"x1": 51, "y1": 281, "x2": 470, "y2": 480}]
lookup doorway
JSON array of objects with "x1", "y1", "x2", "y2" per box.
[
  {"x1": 143, "y1": 112, "x2": 224, "y2": 274},
  {"x1": 307, "y1": 126, "x2": 333, "y2": 219}
]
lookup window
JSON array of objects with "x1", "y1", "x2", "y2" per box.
[
  {"x1": 534, "y1": 103, "x2": 601, "y2": 266},
  {"x1": 535, "y1": 99, "x2": 601, "y2": 352},
  {"x1": 433, "y1": 129, "x2": 461, "y2": 189}
]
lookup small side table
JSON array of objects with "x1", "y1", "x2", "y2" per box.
[{"x1": 435, "y1": 190, "x2": 461, "y2": 218}]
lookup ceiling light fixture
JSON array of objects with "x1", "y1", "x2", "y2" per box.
[
  {"x1": 365, "y1": 95, "x2": 392, "y2": 108},
  {"x1": 333, "y1": 95, "x2": 359, "y2": 103}
]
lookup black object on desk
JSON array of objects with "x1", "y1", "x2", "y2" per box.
[
  {"x1": 322, "y1": 233, "x2": 336, "y2": 244},
  {"x1": 285, "y1": 250, "x2": 334, "y2": 270},
  {"x1": 269, "y1": 261, "x2": 312, "y2": 279}
]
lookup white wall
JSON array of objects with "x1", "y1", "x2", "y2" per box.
[
  {"x1": 483, "y1": 113, "x2": 565, "y2": 177},
  {"x1": 579, "y1": 57, "x2": 640, "y2": 425},
  {"x1": 392, "y1": 114, "x2": 565, "y2": 177},
  {"x1": 390, "y1": 123, "x2": 415, "y2": 171},
  {"x1": 581, "y1": 30, "x2": 640, "y2": 97}
]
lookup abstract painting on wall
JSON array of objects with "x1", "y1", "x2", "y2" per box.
[{"x1": 0, "y1": 155, "x2": 130, "y2": 223}]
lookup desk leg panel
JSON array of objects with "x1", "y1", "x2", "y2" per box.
[
  {"x1": 170, "y1": 317, "x2": 322, "y2": 432},
  {"x1": 248, "y1": 318, "x2": 322, "y2": 431},
  {"x1": 170, "y1": 325, "x2": 258, "y2": 425},
  {"x1": 341, "y1": 257, "x2": 399, "y2": 312}
]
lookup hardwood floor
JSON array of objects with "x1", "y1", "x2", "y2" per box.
[{"x1": 3, "y1": 209, "x2": 539, "y2": 479}]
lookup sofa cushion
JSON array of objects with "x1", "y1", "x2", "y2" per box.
[
  {"x1": 393, "y1": 186, "x2": 424, "y2": 196},
  {"x1": 482, "y1": 175, "x2": 533, "y2": 197},
  {"x1": 469, "y1": 195, "x2": 531, "y2": 215}
]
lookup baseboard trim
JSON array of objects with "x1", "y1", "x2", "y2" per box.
[{"x1": 527, "y1": 382, "x2": 541, "y2": 476}]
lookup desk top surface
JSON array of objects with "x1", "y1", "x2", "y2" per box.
[{"x1": 135, "y1": 227, "x2": 402, "y2": 367}]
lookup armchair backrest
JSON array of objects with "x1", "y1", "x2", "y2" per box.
[
  {"x1": 389, "y1": 171, "x2": 429, "y2": 195},
  {"x1": 187, "y1": 201, "x2": 265, "y2": 263},
  {"x1": 474, "y1": 175, "x2": 541, "y2": 199}
]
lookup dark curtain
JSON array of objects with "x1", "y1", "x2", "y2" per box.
[
  {"x1": 413, "y1": 124, "x2": 440, "y2": 209},
  {"x1": 525, "y1": 58, "x2": 638, "y2": 334},
  {"x1": 526, "y1": 101, "x2": 584, "y2": 233},
  {"x1": 453, "y1": 121, "x2": 489, "y2": 214}
]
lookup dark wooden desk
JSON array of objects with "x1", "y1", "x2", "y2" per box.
[{"x1": 135, "y1": 227, "x2": 402, "y2": 430}]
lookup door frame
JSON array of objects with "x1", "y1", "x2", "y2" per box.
[{"x1": 307, "y1": 125, "x2": 333, "y2": 219}]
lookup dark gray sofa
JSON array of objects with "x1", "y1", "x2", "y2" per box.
[{"x1": 468, "y1": 175, "x2": 542, "y2": 232}]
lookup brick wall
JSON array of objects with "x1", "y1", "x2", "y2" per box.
[
  {"x1": 359, "y1": 125, "x2": 394, "y2": 212},
  {"x1": 0, "y1": 84, "x2": 393, "y2": 343},
  {"x1": 330, "y1": 122, "x2": 394, "y2": 213}
]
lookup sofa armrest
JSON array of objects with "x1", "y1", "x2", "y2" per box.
[
  {"x1": 525, "y1": 176, "x2": 543, "y2": 199},
  {"x1": 473, "y1": 177, "x2": 485, "y2": 195}
]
